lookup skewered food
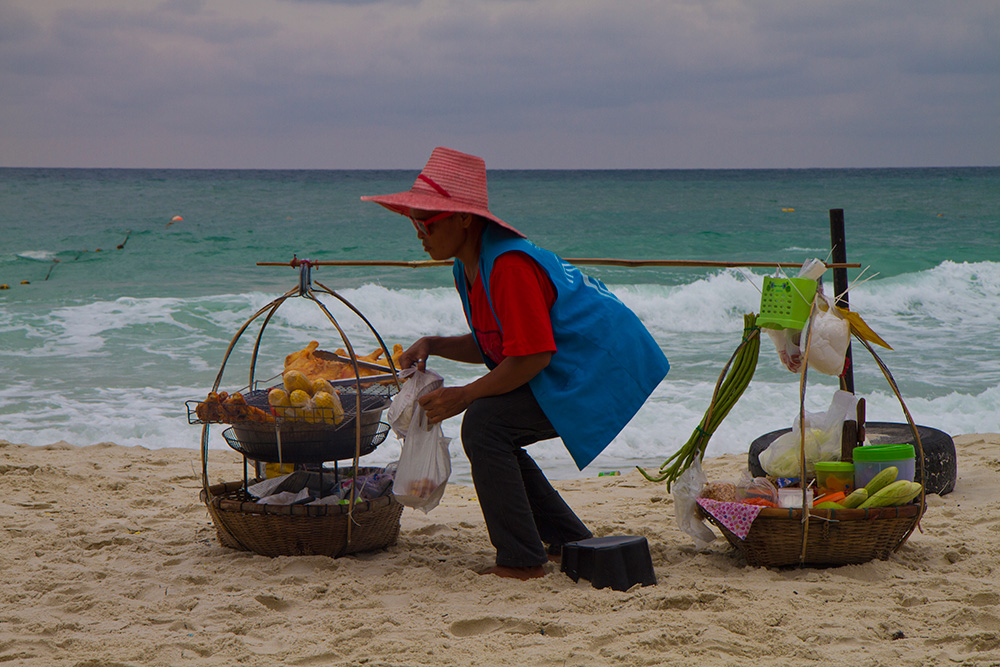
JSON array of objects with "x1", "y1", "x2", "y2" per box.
[
  {"x1": 194, "y1": 340, "x2": 398, "y2": 425},
  {"x1": 195, "y1": 391, "x2": 274, "y2": 423}
]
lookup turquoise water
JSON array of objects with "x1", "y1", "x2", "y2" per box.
[{"x1": 2, "y1": 167, "x2": 998, "y2": 481}]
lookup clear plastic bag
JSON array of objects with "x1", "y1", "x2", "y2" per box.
[
  {"x1": 387, "y1": 367, "x2": 451, "y2": 513},
  {"x1": 392, "y1": 403, "x2": 451, "y2": 513},
  {"x1": 386, "y1": 367, "x2": 444, "y2": 438},
  {"x1": 672, "y1": 457, "x2": 716, "y2": 547},
  {"x1": 735, "y1": 471, "x2": 779, "y2": 504},
  {"x1": 758, "y1": 390, "x2": 858, "y2": 478}
]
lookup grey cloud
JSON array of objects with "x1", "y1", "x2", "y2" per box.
[
  {"x1": 1, "y1": 0, "x2": 997, "y2": 168},
  {"x1": 281, "y1": 0, "x2": 418, "y2": 4}
]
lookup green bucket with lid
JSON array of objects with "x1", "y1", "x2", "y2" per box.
[
  {"x1": 852, "y1": 443, "x2": 916, "y2": 488},
  {"x1": 757, "y1": 277, "x2": 817, "y2": 330}
]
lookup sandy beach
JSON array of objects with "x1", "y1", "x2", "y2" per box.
[{"x1": 1, "y1": 433, "x2": 998, "y2": 666}]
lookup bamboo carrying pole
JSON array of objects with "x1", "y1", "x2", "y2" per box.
[{"x1": 258, "y1": 258, "x2": 861, "y2": 269}]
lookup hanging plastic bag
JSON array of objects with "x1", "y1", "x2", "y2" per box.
[
  {"x1": 758, "y1": 390, "x2": 858, "y2": 478},
  {"x1": 392, "y1": 403, "x2": 452, "y2": 512},
  {"x1": 672, "y1": 457, "x2": 716, "y2": 547},
  {"x1": 387, "y1": 367, "x2": 444, "y2": 438},
  {"x1": 803, "y1": 293, "x2": 850, "y2": 376},
  {"x1": 797, "y1": 258, "x2": 826, "y2": 281},
  {"x1": 387, "y1": 367, "x2": 451, "y2": 513},
  {"x1": 765, "y1": 328, "x2": 803, "y2": 373}
]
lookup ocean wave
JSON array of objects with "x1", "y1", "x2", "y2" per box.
[
  {"x1": 14, "y1": 250, "x2": 57, "y2": 262},
  {"x1": 1, "y1": 260, "x2": 996, "y2": 465},
  {"x1": 2, "y1": 375, "x2": 995, "y2": 478},
  {"x1": 9, "y1": 259, "x2": 997, "y2": 343},
  {"x1": 850, "y1": 260, "x2": 1000, "y2": 326}
]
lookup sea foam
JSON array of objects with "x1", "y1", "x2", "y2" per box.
[{"x1": 2, "y1": 261, "x2": 997, "y2": 478}]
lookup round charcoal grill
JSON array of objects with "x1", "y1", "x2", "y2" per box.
[{"x1": 223, "y1": 389, "x2": 392, "y2": 463}]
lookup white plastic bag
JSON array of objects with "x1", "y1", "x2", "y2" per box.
[
  {"x1": 672, "y1": 457, "x2": 716, "y2": 547},
  {"x1": 803, "y1": 293, "x2": 850, "y2": 376},
  {"x1": 758, "y1": 390, "x2": 858, "y2": 478},
  {"x1": 386, "y1": 367, "x2": 443, "y2": 438},
  {"x1": 797, "y1": 258, "x2": 827, "y2": 281},
  {"x1": 392, "y1": 404, "x2": 452, "y2": 512},
  {"x1": 765, "y1": 327, "x2": 803, "y2": 373},
  {"x1": 387, "y1": 368, "x2": 451, "y2": 513}
]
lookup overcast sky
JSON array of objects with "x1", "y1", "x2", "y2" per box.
[{"x1": 2, "y1": 0, "x2": 997, "y2": 169}]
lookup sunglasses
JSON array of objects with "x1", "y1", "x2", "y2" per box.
[{"x1": 408, "y1": 211, "x2": 453, "y2": 235}]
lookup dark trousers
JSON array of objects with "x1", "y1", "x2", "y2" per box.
[{"x1": 461, "y1": 384, "x2": 593, "y2": 567}]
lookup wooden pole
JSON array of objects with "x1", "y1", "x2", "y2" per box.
[
  {"x1": 829, "y1": 209, "x2": 855, "y2": 394},
  {"x1": 257, "y1": 258, "x2": 861, "y2": 269}
]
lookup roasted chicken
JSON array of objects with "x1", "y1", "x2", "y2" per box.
[{"x1": 283, "y1": 340, "x2": 403, "y2": 382}]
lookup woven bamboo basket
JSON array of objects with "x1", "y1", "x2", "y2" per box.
[
  {"x1": 202, "y1": 478, "x2": 403, "y2": 558},
  {"x1": 197, "y1": 261, "x2": 407, "y2": 559},
  {"x1": 691, "y1": 296, "x2": 928, "y2": 568},
  {"x1": 711, "y1": 306, "x2": 927, "y2": 568},
  {"x1": 701, "y1": 502, "x2": 924, "y2": 567}
]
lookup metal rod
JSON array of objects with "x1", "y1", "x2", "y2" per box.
[
  {"x1": 829, "y1": 208, "x2": 855, "y2": 394},
  {"x1": 257, "y1": 258, "x2": 861, "y2": 269}
]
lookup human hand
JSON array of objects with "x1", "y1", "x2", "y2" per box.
[
  {"x1": 417, "y1": 386, "x2": 471, "y2": 424},
  {"x1": 398, "y1": 338, "x2": 432, "y2": 372}
]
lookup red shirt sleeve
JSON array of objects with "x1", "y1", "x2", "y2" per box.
[{"x1": 468, "y1": 251, "x2": 557, "y2": 365}]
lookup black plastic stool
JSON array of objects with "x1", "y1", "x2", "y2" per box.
[{"x1": 561, "y1": 536, "x2": 657, "y2": 591}]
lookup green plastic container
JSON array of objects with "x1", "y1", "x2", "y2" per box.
[
  {"x1": 814, "y1": 461, "x2": 855, "y2": 494},
  {"x1": 852, "y1": 443, "x2": 916, "y2": 489},
  {"x1": 757, "y1": 277, "x2": 817, "y2": 330}
]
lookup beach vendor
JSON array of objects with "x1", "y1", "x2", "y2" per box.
[{"x1": 361, "y1": 147, "x2": 669, "y2": 580}]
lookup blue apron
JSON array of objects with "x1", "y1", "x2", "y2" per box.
[{"x1": 454, "y1": 225, "x2": 670, "y2": 469}]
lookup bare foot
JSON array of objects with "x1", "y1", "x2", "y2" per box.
[{"x1": 478, "y1": 565, "x2": 546, "y2": 580}]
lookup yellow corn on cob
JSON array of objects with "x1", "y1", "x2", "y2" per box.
[{"x1": 313, "y1": 391, "x2": 344, "y2": 425}]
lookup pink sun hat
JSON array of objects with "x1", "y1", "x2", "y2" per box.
[{"x1": 361, "y1": 146, "x2": 525, "y2": 238}]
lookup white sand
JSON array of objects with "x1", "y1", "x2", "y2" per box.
[{"x1": 1, "y1": 434, "x2": 998, "y2": 666}]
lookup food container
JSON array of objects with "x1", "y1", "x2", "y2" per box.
[
  {"x1": 778, "y1": 487, "x2": 813, "y2": 508},
  {"x1": 853, "y1": 443, "x2": 916, "y2": 489},
  {"x1": 815, "y1": 461, "x2": 855, "y2": 495}
]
